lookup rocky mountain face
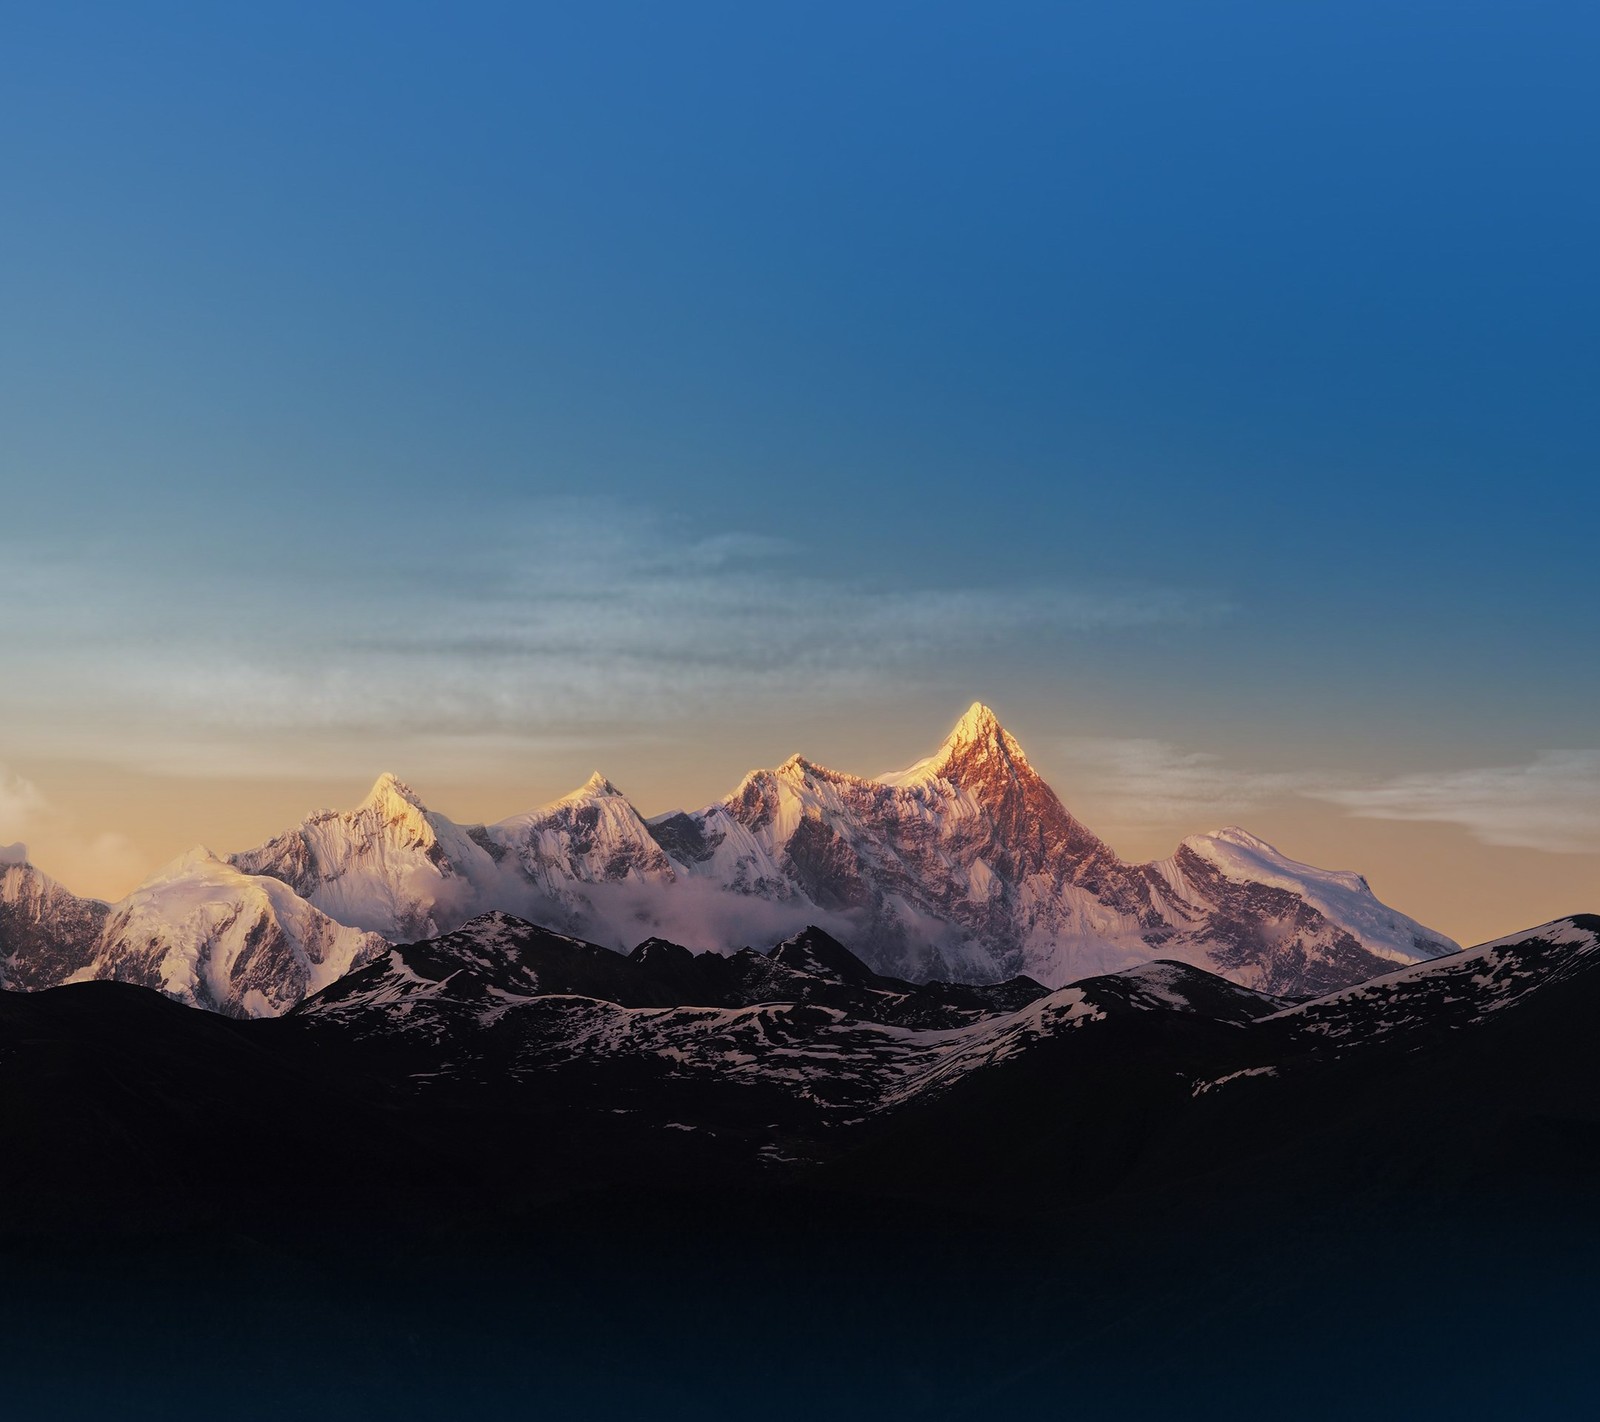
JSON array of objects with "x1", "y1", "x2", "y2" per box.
[
  {"x1": 279, "y1": 915, "x2": 1276, "y2": 1135},
  {"x1": 0, "y1": 705, "x2": 1458, "y2": 1015},
  {"x1": 639, "y1": 704, "x2": 1455, "y2": 990},
  {"x1": 1259, "y1": 912, "x2": 1600, "y2": 1053},
  {"x1": 270, "y1": 909, "x2": 1600, "y2": 1190},
  {"x1": 301, "y1": 916, "x2": 1054, "y2": 1051},
  {"x1": 0, "y1": 846, "x2": 109, "y2": 991},
  {"x1": 4, "y1": 911, "x2": 1594, "y2": 1231}
]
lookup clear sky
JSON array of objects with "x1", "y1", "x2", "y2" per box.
[{"x1": 1, "y1": 1, "x2": 1596, "y2": 946}]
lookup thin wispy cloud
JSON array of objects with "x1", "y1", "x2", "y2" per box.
[
  {"x1": 1052, "y1": 738, "x2": 1600, "y2": 857},
  {"x1": 0, "y1": 763, "x2": 145, "y2": 893},
  {"x1": 1314, "y1": 753, "x2": 1600, "y2": 856},
  {"x1": 0, "y1": 502, "x2": 1231, "y2": 777},
  {"x1": 1050, "y1": 738, "x2": 1334, "y2": 832},
  {"x1": 0, "y1": 767, "x2": 48, "y2": 845}
]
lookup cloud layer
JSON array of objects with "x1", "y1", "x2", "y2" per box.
[
  {"x1": 1052, "y1": 738, "x2": 1333, "y2": 830},
  {"x1": 0, "y1": 764, "x2": 145, "y2": 894},
  {"x1": 1315, "y1": 752, "x2": 1600, "y2": 855},
  {"x1": 7, "y1": 499, "x2": 1591, "y2": 865},
  {"x1": 0, "y1": 502, "x2": 1229, "y2": 777},
  {"x1": 0, "y1": 768, "x2": 47, "y2": 849},
  {"x1": 1053, "y1": 739, "x2": 1600, "y2": 857}
]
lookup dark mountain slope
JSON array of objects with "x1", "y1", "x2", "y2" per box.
[{"x1": 4, "y1": 916, "x2": 1600, "y2": 1420}]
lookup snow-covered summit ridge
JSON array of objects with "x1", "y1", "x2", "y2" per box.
[
  {"x1": 878, "y1": 701, "x2": 1029, "y2": 788},
  {"x1": 228, "y1": 772, "x2": 497, "y2": 941},
  {"x1": 4, "y1": 702, "x2": 1466, "y2": 1015},
  {"x1": 1162, "y1": 826, "x2": 1451, "y2": 966},
  {"x1": 80, "y1": 849, "x2": 386, "y2": 1016},
  {"x1": 360, "y1": 771, "x2": 429, "y2": 816},
  {"x1": 938, "y1": 700, "x2": 1028, "y2": 765},
  {"x1": 494, "y1": 772, "x2": 633, "y2": 827},
  {"x1": 1185, "y1": 826, "x2": 1370, "y2": 894}
]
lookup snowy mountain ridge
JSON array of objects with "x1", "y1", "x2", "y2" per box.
[
  {"x1": 78, "y1": 848, "x2": 389, "y2": 1016},
  {"x1": 0, "y1": 704, "x2": 1459, "y2": 1016}
]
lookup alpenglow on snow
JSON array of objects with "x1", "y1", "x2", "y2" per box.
[{"x1": 0, "y1": 705, "x2": 1457, "y2": 1017}]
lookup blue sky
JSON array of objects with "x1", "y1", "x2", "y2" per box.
[{"x1": 1, "y1": 2, "x2": 1596, "y2": 939}]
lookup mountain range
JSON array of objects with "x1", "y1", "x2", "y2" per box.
[
  {"x1": 3, "y1": 859, "x2": 1597, "y2": 1417},
  {"x1": 6, "y1": 908, "x2": 1595, "y2": 1237},
  {"x1": 0, "y1": 704, "x2": 1458, "y2": 1016}
]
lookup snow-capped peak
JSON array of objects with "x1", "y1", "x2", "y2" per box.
[
  {"x1": 88, "y1": 849, "x2": 387, "y2": 1015},
  {"x1": 938, "y1": 701, "x2": 1029, "y2": 764},
  {"x1": 950, "y1": 701, "x2": 1003, "y2": 746},
  {"x1": 1181, "y1": 827, "x2": 1371, "y2": 896},
  {"x1": 1168, "y1": 826, "x2": 1451, "y2": 967},
  {"x1": 879, "y1": 702, "x2": 1032, "y2": 788},
  {"x1": 18, "y1": 699, "x2": 1464, "y2": 1014},
  {"x1": 529, "y1": 771, "x2": 629, "y2": 809},
  {"x1": 226, "y1": 773, "x2": 501, "y2": 943},
  {"x1": 360, "y1": 771, "x2": 428, "y2": 815},
  {"x1": 0, "y1": 841, "x2": 27, "y2": 867}
]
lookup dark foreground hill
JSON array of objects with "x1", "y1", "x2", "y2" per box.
[{"x1": 3, "y1": 914, "x2": 1600, "y2": 1420}]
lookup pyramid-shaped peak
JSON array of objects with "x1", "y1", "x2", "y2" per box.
[
  {"x1": 515, "y1": 773, "x2": 630, "y2": 821},
  {"x1": 933, "y1": 702, "x2": 1031, "y2": 769},
  {"x1": 768, "y1": 925, "x2": 883, "y2": 987},
  {"x1": 628, "y1": 936, "x2": 697, "y2": 969},
  {"x1": 948, "y1": 702, "x2": 1004, "y2": 745},
  {"x1": 876, "y1": 703, "x2": 1033, "y2": 789},
  {"x1": 360, "y1": 772, "x2": 428, "y2": 814}
]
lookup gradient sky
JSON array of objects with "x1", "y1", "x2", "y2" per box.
[{"x1": 2, "y1": 2, "x2": 1596, "y2": 946}]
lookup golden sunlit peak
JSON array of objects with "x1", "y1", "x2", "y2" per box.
[
  {"x1": 361, "y1": 772, "x2": 426, "y2": 812},
  {"x1": 951, "y1": 702, "x2": 1002, "y2": 741},
  {"x1": 553, "y1": 772, "x2": 621, "y2": 803},
  {"x1": 940, "y1": 702, "x2": 1025, "y2": 759}
]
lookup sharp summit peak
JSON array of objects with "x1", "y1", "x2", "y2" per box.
[
  {"x1": 942, "y1": 701, "x2": 1013, "y2": 746},
  {"x1": 934, "y1": 700, "x2": 1028, "y2": 760},
  {"x1": 957, "y1": 699, "x2": 1001, "y2": 728},
  {"x1": 361, "y1": 771, "x2": 428, "y2": 812}
]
